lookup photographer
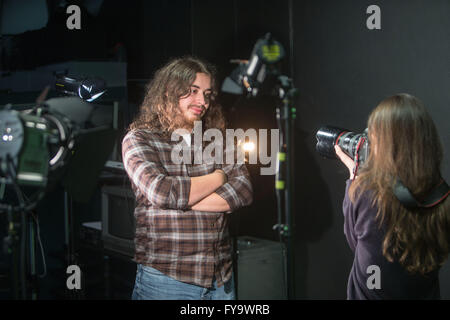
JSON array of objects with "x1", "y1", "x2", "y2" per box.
[{"x1": 335, "y1": 93, "x2": 449, "y2": 299}]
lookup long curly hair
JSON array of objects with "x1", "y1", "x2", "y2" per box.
[
  {"x1": 129, "y1": 56, "x2": 226, "y2": 135},
  {"x1": 349, "y1": 93, "x2": 449, "y2": 275}
]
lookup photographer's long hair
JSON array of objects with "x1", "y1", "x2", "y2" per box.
[
  {"x1": 349, "y1": 93, "x2": 449, "y2": 275},
  {"x1": 129, "y1": 56, "x2": 226, "y2": 135}
]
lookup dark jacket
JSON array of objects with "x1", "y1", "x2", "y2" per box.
[{"x1": 343, "y1": 179, "x2": 440, "y2": 299}]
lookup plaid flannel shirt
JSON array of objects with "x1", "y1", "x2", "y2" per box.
[{"x1": 122, "y1": 129, "x2": 253, "y2": 288}]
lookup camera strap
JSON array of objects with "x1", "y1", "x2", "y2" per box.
[{"x1": 393, "y1": 178, "x2": 449, "y2": 209}]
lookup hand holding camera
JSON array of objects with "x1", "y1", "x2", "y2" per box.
[{"x1": 334, "y1": 145, "x2": 356, "y2": 180}]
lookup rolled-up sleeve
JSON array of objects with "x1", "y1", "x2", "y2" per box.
[
  {"x1": 214, "y1": 163, "x2": 253, "y2": 212},
  {"x1": 122, "y1": 130, "x2": 191, "y2": 209}
]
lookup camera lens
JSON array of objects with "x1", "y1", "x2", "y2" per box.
[
  {"x1": 316, "y1": 126, "x2": 348, "y2": 159},
  {"x1": 337, "y1": 131, "x2": 369, "y2": 164},
  {"x1": 337, "y1": 132, "x2": 362, "y2": 158},
  {"x1": 316, "y1": 126, "x2": 370, "y2": 164}
]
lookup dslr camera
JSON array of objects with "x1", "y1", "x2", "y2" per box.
[{"x1": 316, "y1": 126, "x2": 370, "y2": 164}]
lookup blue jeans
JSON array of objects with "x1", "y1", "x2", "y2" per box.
[{"x1": 131, "y1": 264, "x2": 236, "y2": 300}]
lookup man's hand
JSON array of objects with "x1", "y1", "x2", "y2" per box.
[{"x1": 335, "y1": 145, "x2": 356, "y2": 180}]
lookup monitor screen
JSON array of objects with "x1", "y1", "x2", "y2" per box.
[{"x1": 101, "y1": 183, "x2": 135, "y2": 257}]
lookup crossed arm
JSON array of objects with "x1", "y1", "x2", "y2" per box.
[
  {"x1": 190, "y1": 162, "x2": 253, "y2": 212},
  {"x1": 122, "y1": 131, "x2": 253, "y2": 213},
  {"x1": 189, "y1": 170, "x2": 231, "y2": 212}
]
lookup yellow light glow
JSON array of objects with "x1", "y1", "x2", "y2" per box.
[{"x1": 242, "y1": 142, "x2": 255, "y2": 152}]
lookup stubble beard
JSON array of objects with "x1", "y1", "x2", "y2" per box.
[{"x1": 180, "y1": 106, "x2": 204, "y2": 131}]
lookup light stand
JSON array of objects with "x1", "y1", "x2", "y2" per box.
[
  {"x1": 28, "y1": 211, "x2": 38, "y2": 300},
  {"x1": 63, "y1": 190, "x2": 84, "y2": 299},
  {"x1": 221, "y1": 32, "x2": 297, "y2": 299},
  {"x1": 273, "y1": 75, "x2": 298, "y2": 300},
  {"x1": 5, "y1": 206, "x2": 39, "y2": 300}
]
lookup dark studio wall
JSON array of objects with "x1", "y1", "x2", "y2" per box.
[
  {"x1": 189, "y1": 0, "x2": 450, "y2": 299},
  {"x1": 1, "y1": 0, "x2": 449, "y2": 300},
  {"x1": 290, "y1": 0, "x2": 450, "y2": 299}
]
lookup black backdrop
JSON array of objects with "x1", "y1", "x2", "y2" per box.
[
  {"x1": 188, "y1": 0, "x2": 450, "y2": 299},
  {"x1": 1, "y1": 0, "x2": 449, "y2": 299}
]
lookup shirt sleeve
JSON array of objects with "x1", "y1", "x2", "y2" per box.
[
  {"x1": 122, "y1": 130, "x2": 191, "y2": 210},
  {"x1": 214, "y1": 162, "x2": 253, "y2": 212},
  {"x1": 343, "y1": 180, "x2": 387, "y2": 299},
  {"x1": 343, "y1": 179, "x2": 380, "y2": 252},
  {"x1": 343, "y1": 179, "x2": 358, "y2": 252}
]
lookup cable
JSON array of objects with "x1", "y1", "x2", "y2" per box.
[{"x1": 31, "y1": 212, "x2": 47, "y2": 278}]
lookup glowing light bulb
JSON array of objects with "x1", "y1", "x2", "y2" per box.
[{"x1": 242, "y1": 142, "x2": 255, "y2": 152}]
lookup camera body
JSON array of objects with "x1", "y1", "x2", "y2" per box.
[{"x1": 316, "y1": 126, "x2": 370, "y2": 165}]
